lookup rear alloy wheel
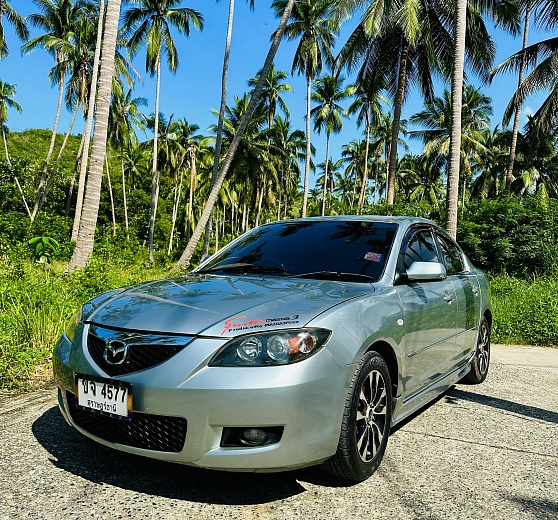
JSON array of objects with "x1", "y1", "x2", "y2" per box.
[
  {"x1": 322, "y1": 351, "x2": 392, "y2": 482},
  {"x1": 462, "y1": 316, "x2": 490, "y2": 384}
]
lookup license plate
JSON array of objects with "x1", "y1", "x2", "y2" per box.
[{"x1": 75, "y1": 374, "x2": 133, "y2": 421}]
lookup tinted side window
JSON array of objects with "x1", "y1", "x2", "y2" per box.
[
  {"x1": 403, "y1": 229, "x2": 439, "y2": 270},
  {"x1": 437, "y1": 234, "x2": 465, "y2": 274}
]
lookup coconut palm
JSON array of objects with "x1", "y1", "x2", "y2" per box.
[
  {"x1": 336, "y1": 0, "x2": 500, "y2": 212},
  {"x1": 270, "y1": 115, "x2": 308, "y2": 219},
  {"x1": 108, "y1": 80, "x2": 148, "y2": 238},
  {"x1": 272, "y1": 0, "x2": 339, "y2": 218},
  {"x1": 23, "y1": 0, "x2": 89, "y2": 222},
  {"x1": 202, "y1": 0, "x2": 255, "y2": 258},
  {"x1": 248, "y1": 65, "x2": 294, "y2": 225},
  {"x1": 122, "y1": 0, "x2": 203, "y2": 263},
  {"x1": 0, "y1": 0, "x2": 29, "y2": 59},
  {"x1": 0, "y1": 80, "x2": 21, "y2": 165},
  {"x1": 67, "y1": 0, "x2": 122, "y2": 272},
  {"x1": 347, "y1": 77, "x2": 388, "y2": 213},
  {"x1": 311, "y1": 73, "x2": 352, "y2": 215},
  {"x1": 398, "y1": 153, "x2": 446, "y2": 208},
  {"x1": 171, "y1": 0, "x2": 297, "y2": 271},
  {"x1": 410, "y1": 85, "x2": 492, "y2": 196}
]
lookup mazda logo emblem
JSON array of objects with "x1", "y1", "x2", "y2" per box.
[{"x1": 104, "y1": 340, "x2": 128, "y2": 365}]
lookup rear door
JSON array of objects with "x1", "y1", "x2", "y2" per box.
[{"x1": 435, "y1": 232, "x2": 480, "y2": 363}]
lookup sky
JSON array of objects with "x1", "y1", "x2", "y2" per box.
[{"x1": 0, "y1": 0, "x2": 550, "y2": 186}]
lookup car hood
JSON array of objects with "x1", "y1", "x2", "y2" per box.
[{"x1": 86, "y1": 274, "x2": 374, "y2": 337}]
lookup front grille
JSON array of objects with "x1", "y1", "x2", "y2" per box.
[
  {"x1": 67, "y1": 392, "x2": 187, "y2": 453},
  {"x1": 87, "y1": 324, "x2": 192, "y2": 376}
]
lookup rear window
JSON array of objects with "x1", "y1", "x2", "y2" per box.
[{"x1": 200, "y1": 220, "x2": 398, "y2": 282}]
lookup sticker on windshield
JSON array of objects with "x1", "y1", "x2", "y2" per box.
[{"x1": 364, "y1": 252, "x2": 382, "y2": 262}]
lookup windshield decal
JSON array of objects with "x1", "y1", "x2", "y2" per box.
[
  {"x1": 222, "y1": 314, "x2": 300, "y2": 336},
  {"x1": 364, "y1": 252, "x2": 383, "y2": 262}
]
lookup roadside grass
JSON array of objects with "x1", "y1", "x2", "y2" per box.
[
  {"x1": 0, "y1": 255, "x2": 165, "y2": 392},
  {"x1": 491, "y1": 275, "x2": 558, "y2": 347},
  {"x1": 1, "y1": 257, "x2": 557, "y2": 393}
]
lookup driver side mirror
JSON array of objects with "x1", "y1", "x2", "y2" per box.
[{"x1": 406, "y1": 261, "x2": 447, "y2": 282}]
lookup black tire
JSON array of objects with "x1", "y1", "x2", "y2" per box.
[
  {"x1": 462, "y1": 316, "x2": 491, "y2": 384},
  {"x1": 322, "y1": 351, "x2": 392, "y2": 482}
]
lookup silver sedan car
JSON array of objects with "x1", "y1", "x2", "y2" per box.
[{"x1": 53, "y1": 216, "x2": 491, "y2": 482}]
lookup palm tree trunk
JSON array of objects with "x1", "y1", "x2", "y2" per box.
[
  {"x1": 386, "y1": 38, "x2": 409, "y2": 206},
  {"x1": 445, "y1": 0, "x2": 467, "y2": 239},
  {"x1": 170, "y1": 0, "x2": 296, "y2": 273},
  {"x1": 14, "y1": 176, "x2": 31, "y2": 218},
  {"x1": 357, "y1": 112, "x2": 371, "y2": 213},
  {"x1": 2, "y1": 126, "x2": 11, "y2": 165},
  {"x1": 148, "y1": 54, "x2": 162, "y2": 263},
  {"x1": 203, "y1": 0, "x2": 236, "y2": 258},
  {"x1": 302, "y1": 74, "x2": 312, "y2": 218},
  {"x1": 31, "y1": 74, "x2": 64, "y2": 223},
  {"x1": 71, "y1": 0, "x2": 106, "y2": 241},
  {"x1": 104, "y1": 155, "x2": 117, "y2": 236},
  {"x1": 168, "y1": 165, "x2": 184, "y2": 254},
  {"x1": 186, "y1": 147, "x2": 196, "y2": 243},
  {"x1": 506, "y1": 2, "x2": 531, "y2": 193},
  {"x1": 321, "y1": 133, "x2": 330, "y2": 216},
  {"x1": 41, "y1": 99, "x2": 81, "y2": 210},
  {"x1": 121, "y1": 154, "x2": 129, "y2": 238},
  {"x1": 67, "y1": 0, "x2": 122, "y2": 273},
  {"x1": 66, "y1": 133, "x2": 86, "y2": 219}
]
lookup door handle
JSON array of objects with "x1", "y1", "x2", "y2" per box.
[
  {"x1": 443, "y1": 290, "x2": 454, "y2": 304},
  {"x1": 472, "y1": 285, "x2": 479, "y2": 296}
]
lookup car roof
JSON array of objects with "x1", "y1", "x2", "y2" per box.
[{"x1": 263, "y1": 215, "x2": 436, "y2": 227}]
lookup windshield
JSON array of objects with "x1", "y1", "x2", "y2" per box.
[{"x1": 198, "y1": 220, "x2": 398, "y2": 283}]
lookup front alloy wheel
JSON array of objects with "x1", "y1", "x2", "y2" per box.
[{"x1": 322, "y1": 351, "x2": 392, "y2": 482}]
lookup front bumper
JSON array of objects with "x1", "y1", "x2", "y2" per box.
[{"x1": 53, "y1": 326, "x2": 350, "y2": 472}]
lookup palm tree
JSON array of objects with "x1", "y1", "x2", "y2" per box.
[
  {"x1": 347, "y1": 77, "x2": 388, "y2": 213},
  {"x1": 270, "y1": 115, "x2": 307, "y2": 219},
  {"x1": 0, "y1": 0, "x2": 29, "y2": 59},
  {"x1": 23, "y1": 0, "x2": 88, "y2": 223},
  {"x1": 491, "y1": 3, "x2": 558, "y2": 136},
  {"x1": 171, "y1": 0, "x2": 297, "y2": 272},
  {"x1": 410, "y1": 85, "x2": 492, "y2": 205},
  {"x1": 336, "y1": 0, "x2": 498, "y2": 211},
  {"x1": 108, "y1": 79, "x2": 148, "y2": 238},
  {"x1": 272, "y1": 0, "x2": 339, "y2": 218},
  {"x1": 0, "y1": 80, "x2": 21, "y2": 165},
  {"x1": 122, "y1": 0, "x2": 203, "y2": 263},
  {"x1": 202, "y1": 0, "x2": 254, "y2": 258},
  {"x1": 248, "y1": 64, "x2": 294, "y2": 225},
  {"x1": 310, "y1": 73, "x2": 352, "y2": 215},
  {"x1": 398, "y1": 154, "x2": 446, "y2": 208},
  {"x1": 341, "y1": 139, "x2": 367, "y2": 210},
  {"x1": 67, "y1": 0, "x2": 122, "y2": 272}
]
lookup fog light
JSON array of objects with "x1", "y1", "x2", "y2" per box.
[{"x1": 240, "y1": 428, "x2": 268, "y2": 446}]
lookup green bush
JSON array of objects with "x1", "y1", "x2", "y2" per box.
[{"x1": 491, "y1": 275, "x2": 558, "y2": 346}]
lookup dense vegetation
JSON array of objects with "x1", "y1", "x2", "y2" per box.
[
  {"x1": 2, "y1": 0, "x2": 558, "y2": 391},
  {"x1": 1, "y1": 131, "x2": 557, "y2": 391}
]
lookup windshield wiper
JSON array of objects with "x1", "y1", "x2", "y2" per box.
[
  {"x1": 289, "y1": 271, "x2": 375, "y2": 283},
  {"x1": 198, "y1": 262, "x2": 289, "y2": 275}
]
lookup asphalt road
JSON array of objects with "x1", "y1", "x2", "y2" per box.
[{"x1": 1, "y1": 344, "x2": 557, "y2": 520}]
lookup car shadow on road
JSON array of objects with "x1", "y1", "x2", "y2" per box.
[
  {"x1": 446, "y1": 388, "x2": 558, "y2": 424},
  {"x1": 32, "y1": 406, "x2": 354, "y2": 504}
]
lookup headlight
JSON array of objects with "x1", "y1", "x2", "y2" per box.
[
  {"x1": 64, "y1": 288, "x2": 124, "y2": 343},
  {"x1": 209, "y1": 328, "x2": 331, "y2": 366}
]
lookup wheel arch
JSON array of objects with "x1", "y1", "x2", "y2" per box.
[{"x1": 366, "y1": 341, "x2": 399, "y2": 410}]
